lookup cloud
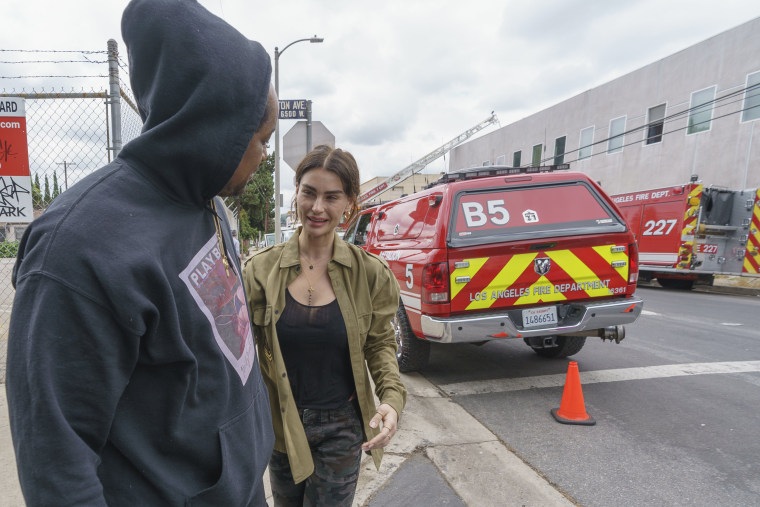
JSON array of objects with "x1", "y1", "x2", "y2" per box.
[{"x1": 4, "y1": 0, "x2": 760, "y2": 197}]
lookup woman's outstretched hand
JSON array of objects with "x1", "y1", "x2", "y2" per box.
[{"x1": 361, "y1": 403, "x2": 398, "y2": 451}]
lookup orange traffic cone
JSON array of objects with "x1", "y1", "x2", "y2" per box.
[{"x1": 551, "y1": 361, "x2": 596, "y2": 425}]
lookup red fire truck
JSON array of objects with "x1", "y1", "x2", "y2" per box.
[
  {"x1": 344, "y1": 165, "x2": 643, "y2": 372},
  {"x1": 611, "y1": 180, "x2": 760, "y2": 290}
]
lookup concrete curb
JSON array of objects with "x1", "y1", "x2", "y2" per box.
[
  {"x1": 639, "y1": 279, "x2": 760, "y2": 297},
  {"x1": 693, "y1": 284, "x2": 760, "y2": 297}
]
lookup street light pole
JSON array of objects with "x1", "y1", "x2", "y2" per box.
[{"x1": 274, "y1": 35, "x2": 323, "y2": 244}]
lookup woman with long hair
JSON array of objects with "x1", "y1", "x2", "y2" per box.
[{"x1": 243, "y1": 145, "x2": 405, "y2": 506}]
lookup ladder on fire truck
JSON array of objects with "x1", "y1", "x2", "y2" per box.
[{"x1": 357, "y1": 112, "x2": 500, "y2": 204}]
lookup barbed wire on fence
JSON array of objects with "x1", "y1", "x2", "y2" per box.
[{"x1": 0, "y1": 43, "x2": 143, "y2": 377}]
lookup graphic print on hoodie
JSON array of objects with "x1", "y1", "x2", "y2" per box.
[{"x1": 180, "y1": 235, "x2": 255, "y2": 383}]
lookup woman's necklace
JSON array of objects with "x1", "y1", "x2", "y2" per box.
[
  {"x1": 299, "y1": 240, "x2": 330, "y2": 306},
  {"x1": 300, "y1": 261, "x2": 316, "y2": 306}
]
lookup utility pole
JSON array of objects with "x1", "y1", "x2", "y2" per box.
[{"x1": 56, "y1": 161, "x2": 77, "y2": 190}]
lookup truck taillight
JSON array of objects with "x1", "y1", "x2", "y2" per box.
[
  {"x1": 422, "y1": 262, "x2": 449, "y2": 303},
  {"x1": 628, "y1": 242, "x2": 639, "y2": 284}
]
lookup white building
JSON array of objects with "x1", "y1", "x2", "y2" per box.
[
  {"x1": 449, "y1": 17, "x2": 760, "y2": 195},
  {"x1": 359, "y1": 173, "x2": 444, "y2": 205}
]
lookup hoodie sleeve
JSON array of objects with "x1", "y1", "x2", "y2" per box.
[{"x1": 6, "y1": 273, "x2": 139, "y2": 506}]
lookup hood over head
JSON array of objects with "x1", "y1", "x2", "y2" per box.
[{"x1": 120, "y1": 0, "x2": 272, "y2": 206}]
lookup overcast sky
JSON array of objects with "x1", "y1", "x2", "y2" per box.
[{"x1": 4, "y1": 0, "x2": 760, "y2": 208}]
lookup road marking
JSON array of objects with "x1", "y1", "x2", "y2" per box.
[
  {"x1": 440, "y1": 361, "x2": 760, "y2": 396},
  {"x1": 641, "y1": 310, "x2": 659, "y2": 316}
]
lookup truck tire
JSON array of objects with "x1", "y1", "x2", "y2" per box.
[
  {"x1": 392, "y1": 302, "x2": 430, "y2": 372},
  {"x1": 525, "y1": 336, "x2": 586, "y2": 358},
  {"x1": 657, "y1": 277, "x2": 695, "y2": 290}
]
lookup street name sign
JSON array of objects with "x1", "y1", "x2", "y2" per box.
[{"x1": 278, "y1": 99, "x2": 309, "y2": 120}]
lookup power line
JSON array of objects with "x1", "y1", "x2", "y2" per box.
[
  {"x1": 0, "y1": 49, "x2": 105, "y2": 54},
  {"x1": 553, "y1": 103, "x2": 759, "y2": 166},
  {"x1": 0, "y1": 60, "x2": 108, "y2": 64},
  {"x1": 0, "y1": 75, "x2": 108, "y2": 79},
  {"x1": 535, "y1": 81, "x2": 760, "y2": 166}
]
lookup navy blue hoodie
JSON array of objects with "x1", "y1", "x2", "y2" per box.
[{"x1": 6, "y1": 1, "x2": 274, "y2": 505}]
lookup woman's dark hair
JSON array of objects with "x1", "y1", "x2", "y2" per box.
[{"x1": 292, "y1": 145, "x2": 360, "y2": 222}]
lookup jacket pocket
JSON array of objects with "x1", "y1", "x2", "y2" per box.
[
  {"x1": 186, "y1": 388, "x2": 274, "y2": 506},
  {"x1": 251, "y1": 306, "x2": 273, "y2": 363}
]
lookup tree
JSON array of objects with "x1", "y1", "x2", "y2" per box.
[
  {"x1": 32, "y1": 173, "x2": 43, "y2": 209},
  {"x1": 52, "y1": 172, "x2": 60, "y2": 199},
  {"x1": 239, "y1": 153, "x2": 275, "y2": 237},
  {"x1": 44, "y1": 175, "x2": 51, "y2": 205},
  {"x1": 238, "y1": 208, "x2": 255, "y2": 242}
]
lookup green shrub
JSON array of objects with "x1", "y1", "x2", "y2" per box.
[{"x1": 0, "y1": 241, "x2": 20, "y2": 258}]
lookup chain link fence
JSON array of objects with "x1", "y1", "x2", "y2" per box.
[{"x1": 0, "y1": 42, "x2": 142, "y2": 381}]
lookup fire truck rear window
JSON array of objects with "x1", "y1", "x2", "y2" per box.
[{"x1": 450, "y1": 182, "x2": 624, "y2": 245}]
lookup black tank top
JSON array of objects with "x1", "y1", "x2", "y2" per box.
[{"x1": 275, "y1": 289, "x2": 354, "y2": 409}]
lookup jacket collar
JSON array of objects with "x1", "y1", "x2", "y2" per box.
[{"x1": 279, "y1": 227, "x2": 353, "y2": 269}]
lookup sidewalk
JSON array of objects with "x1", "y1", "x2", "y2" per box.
[
  {"x1": 0, "y1": 388, "x2": 23, "y2": 507},
  {"x1": 351, "y1": 372, "x2": 573, "y2": 506},
  {"x1": 0, "y1": 374, "x2": 574, "y2": 506}
]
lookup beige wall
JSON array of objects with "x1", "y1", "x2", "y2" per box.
[
  {"x1": 360, "y1": 173, "x2": 444, "y2": 205},
  {"x1": 450, "y1": 17, "x2": 760, "y2": 194}
]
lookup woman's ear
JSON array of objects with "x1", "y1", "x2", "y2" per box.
[{"x1": 345, "y1": 201, "x2": 356, "y2": 218}]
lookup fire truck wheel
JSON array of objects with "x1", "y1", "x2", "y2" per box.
[
  {"x1": 656, "y1": 277, "x2": 695, "y2": 290},
  {"x1": 524, "y1": 336, "x2": 586, "y2": 358},
  {"x1": 392, "y1": 303, "x2": 430, "y2": 372}
]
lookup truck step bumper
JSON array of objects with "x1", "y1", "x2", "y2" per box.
[{"x1": 419, "y1": 296, "x2": 643, "y2": 343}]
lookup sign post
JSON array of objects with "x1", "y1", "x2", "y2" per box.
[{"x1": 0, "y1": 97, "x2": 33, "y2": 222}]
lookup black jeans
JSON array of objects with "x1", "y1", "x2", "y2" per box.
[{"x1": 269, "y1": 400, "x2": 364, "y2": 507}]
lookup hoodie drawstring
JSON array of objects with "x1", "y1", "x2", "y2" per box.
[{"x1": 210, "y1": 200, "x2": 231, "y2": 277}]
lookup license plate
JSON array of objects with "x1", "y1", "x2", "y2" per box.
[{"x1": 522, "y1": 306, "x2": 558, "y2": 328}]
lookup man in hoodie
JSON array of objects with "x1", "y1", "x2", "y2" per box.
[{"x1": 5, "y1": 1, "x2": 277, "y2": 505}]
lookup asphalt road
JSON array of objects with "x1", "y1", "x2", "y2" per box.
[{"x1": 419, "y1": 286, "x2": 760, "y2": 506}]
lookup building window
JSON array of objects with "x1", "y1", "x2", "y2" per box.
[
  {"x1": 513, "y1": 150, "x2": 521, "y2": 167},
  {"x1": 496, "y1": 155, "x2": 506, "y2": 165},
  {"x1": 687, "y1": 86, "x2": 716, "y2": 134},
  {"x1": 531, "y1": 144, "x2": 542, "y2": 166},
  {"x1": 578, "y1": 126, "x2": 594, "y2": 160},
  {"x1": 608, "y1": 116, "x2": 626, "y2": 154},
  {"x1": 554, "y1": 136, "x2": 566, "y2": 165},
  {"x1": 742, "y1": 71, "x2": 760, "y2": 122},
  {"x1": 645, "y1": 104, "x2": 666, "y2": 144}
]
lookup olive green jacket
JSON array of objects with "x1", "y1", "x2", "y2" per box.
[{"x1": 243, "y1": 228, "x2": 406, "y2": 484}]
